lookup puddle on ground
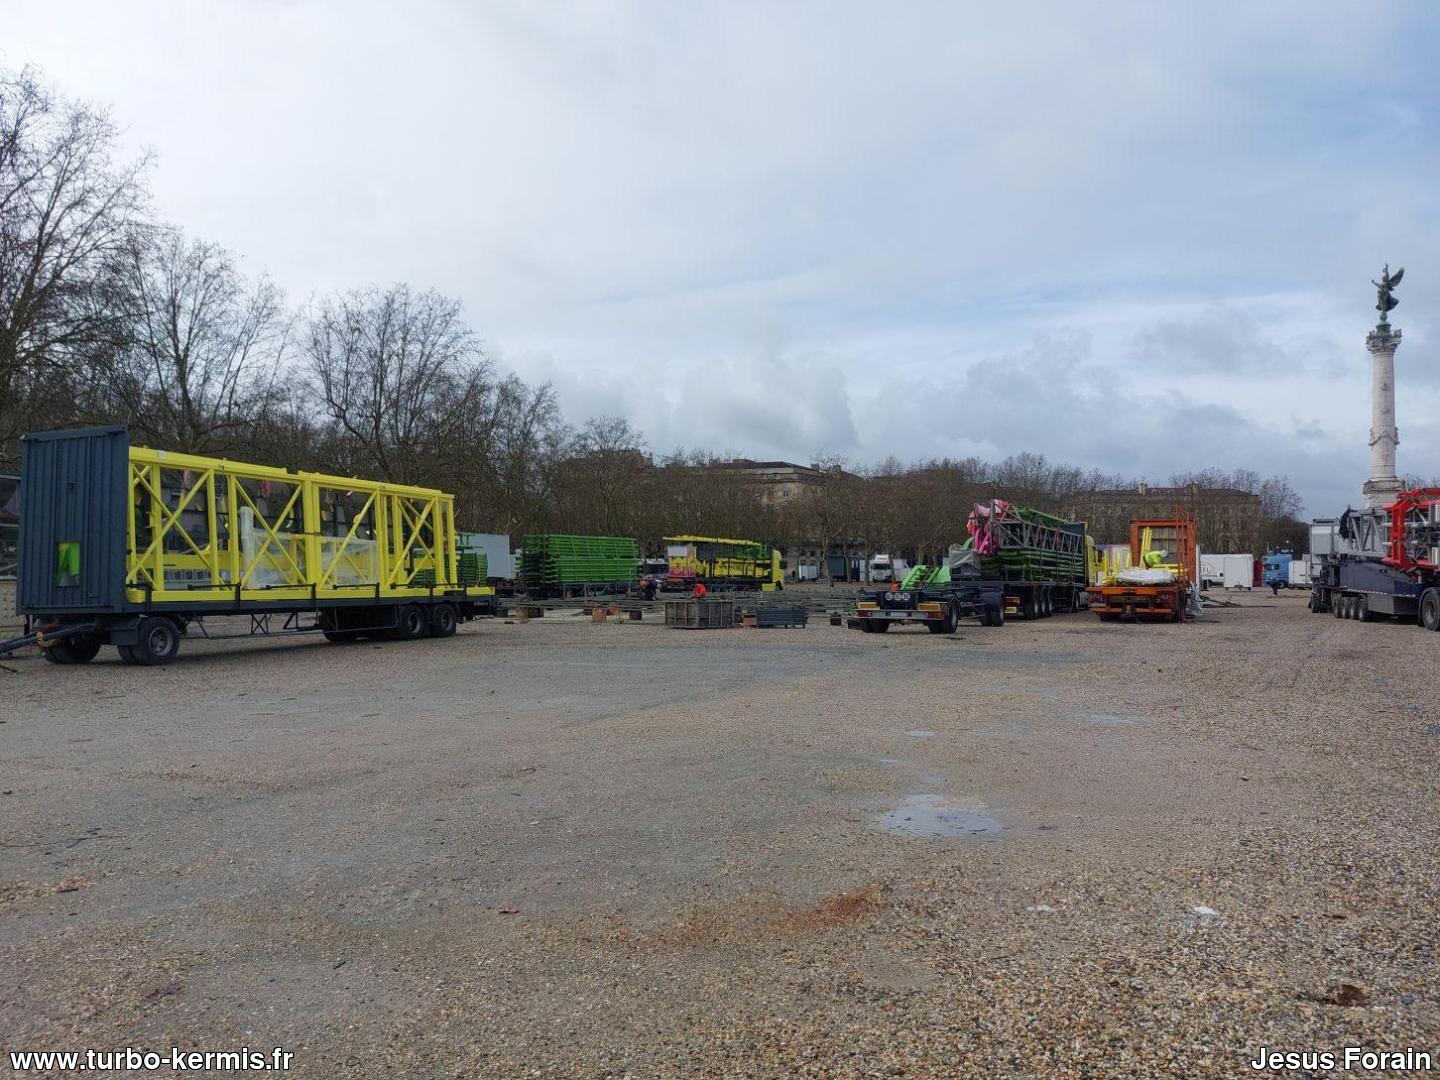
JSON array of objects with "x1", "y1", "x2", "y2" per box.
[
  {"x1": 873, "y1": 795, "x2": 1001, "y2": 839},
  {"x1": 905, "y1": 730, "x2": 936, "y2": 739}
]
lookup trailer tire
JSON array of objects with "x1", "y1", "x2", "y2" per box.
[
  {"x1": 1421, "y1": 589, "x2": 1440, "y2": 632},
  {"x1": 133, "y1": 617, "x2": 181, "y2": 666},
  {"x1": 393, "y1": 604, "x2": 428, "y2": 641},
  {"x1": 1357, "y1": 596, "x2": 1372, "y2": 622},
  {"x1": 430, "y1": 603, "x2": 458, "y2": 638},
  {"x1": 63, "y1": 636, "x2": 102, "y2": 664},
  {"x1": 117, "y1": 643, "x2": 142, "y2": 665},
  {"x1": 982, "y1": 602, "x2": 1004, "y2": 627},
  {"x1": 1021, "y1": 592, "x2": 1037, "y2": 620},
  {"x1": 1332, "y1": 594, "x2": 1344, "y2": 618},
  {"x1": 41, "y1": 642, "x2": 73, "y2": 664},
  {"x1": 871, "y1": 620, "x2": 890, "y2": 633}
]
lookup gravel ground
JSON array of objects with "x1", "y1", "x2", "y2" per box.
[{"x1": 1, "y1": 591, "x2": 1437, "y2": 1077}]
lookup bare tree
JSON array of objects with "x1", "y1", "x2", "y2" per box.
[
  {"x1": 0, "y1": 66, "x2": 149, "y2": 462},
  {"x1": 307, "y1": 284, "x2": 488, "y2": 484},
  {"x1": 104, "y1": 228, "x2": 289, "y2": 454}
]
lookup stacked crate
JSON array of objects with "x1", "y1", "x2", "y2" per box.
[{"x1": 521, "y1": 534, "x2": 639, "y2": 592}]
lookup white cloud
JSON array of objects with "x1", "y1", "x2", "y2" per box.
[{"x1": 6, "y1": 0, "x2": 1439, "y2": 515}]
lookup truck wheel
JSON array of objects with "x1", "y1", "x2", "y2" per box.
[
  {"x1": 392, "y1": 604, "x2": 428, "y2": 641},
  {"x1": 133, "y1": 617, "x2": 181, "y2": 666},
  {"x1": 41, "y1": 642, "x2": 73, "y2": 664},
  {"x1": 117, "y1": 644, "x2": 142, "y2": 665},
  {"x1": 430, "y1": 603, "x2": 458, "y2": 638},
  {"x1": 983, "y1": 602, "x2": 1004, "y2": 627},
  {"x1": 1421, "y1": 589, "x2": 1440, "y2": 631},
  {"x1": 928, "y1": 603, "x2": 957, "y2": 634},
  {"x1": 61, "y1": 636, "x2": 102, "y2": 663}
]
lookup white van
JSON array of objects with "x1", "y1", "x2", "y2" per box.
[{"x1": 868, "y1": 554, "x2": 909, "y2": 583}]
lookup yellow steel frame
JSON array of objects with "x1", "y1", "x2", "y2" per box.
[
  {"x1": 663, "y1": 534, "x2": 783, "y2": 587},
  {"x1": 123, "y1": 445, "x2": 487, "y2": 605}
]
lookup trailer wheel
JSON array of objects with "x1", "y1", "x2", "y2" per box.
[
  {"x1": 430, "y1": 603, "x2": 458, "y2": 638},
  {"x1": 1357, "y1": 596, "x2": 1372, "y2": 622},
  {"x1": 41, "y1": 641, "x2": 75, "y2": 664},
  {"x1": 1021, "y1": 591, "x2": 1037, "y2": 619},
  {"x1": 871, "y1": 620, "x2": 890, "y2": 633},
  {"x1": 66, "y1": 636, "x2": 102, "y2": 663},
  {"x1": 1421, "y1": 589, "x2": 1440, "y2": 631},
  {"x1": 117, "y1": 644, "x2": 142, "y2": 665},
  {"x1": 982, "y1": 602, "x2": 1004, "y2": 627},
  {"x1": 1332, "y1": 594, "x2": 1344, "y2": 619},
  {"x1": 133, "y1": 617, "x2": 181, "y2": 666},
  {"x1": 928, "y1": 603, "x2": 957, "y2": 634},
  {"x1": 43, "y1": 635, "x2": 100, "y2": 664},
  {"x1": 393, "y1": 604, "x2": 428, "y2": 641}
]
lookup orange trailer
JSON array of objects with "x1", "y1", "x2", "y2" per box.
[{"x1": 1087, "y1": 518, "x2": 1196, "y2": 622}]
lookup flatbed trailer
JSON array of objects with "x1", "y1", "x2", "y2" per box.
[
  {"x1": 1309, "y1": 491, "x2": 1440, "y2": 629},
  {"x1": 962, "y1": 500, "x2": 1093, "y2": 618},
  {"x1": 849, "y1": 579, "x2": 1005, "y2": 633},
  {"x1": 1086, "y1": 582, "x2": 1188, "y2": 621},
  {"x1": 1088, "y1": 518, "x2": 1196, "y2": 623},
  {"x1": 9, "y1": 427, "x2": 496, "y2": 666}
]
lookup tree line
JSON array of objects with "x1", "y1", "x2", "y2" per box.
[{"x1": 0, "y1": 65, "x2": 1307, "y2": 561}]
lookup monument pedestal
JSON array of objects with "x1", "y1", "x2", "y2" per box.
[{"x1": 1363, "y1": 324, "x2": 1402, "y2": 509}]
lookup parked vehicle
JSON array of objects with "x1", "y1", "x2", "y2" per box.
[
  {"x1": 1309, "y1": 491, "x2": 1440, "y2": 629},
  {"x1": 866, "y1": 554, "x2": 909, "y2": 583},
  {"x1": 850, "y1": 563, "x2": 1005, "y2": 633},
  {"x1": 664, "y1": 535, "x2": 783, "y2": 591},
  {"x1": 1262, "y1": 552, "x2": 1293, "y2": 588},
  {"x1": 1089, "y1": 518, "x2": 1196, "y2": 621},
  {"x1": 8, "y1": 427, "x2": 496, "y2": 666},
  {"x1": 1199, "y1": 553, "x2": 1254, "y2": 589},
  {"x1": 962, "y1": 500, "x2": 1093, "y2": 617},
  {"x1": 849, "y1": 500, "x2": 1091, "y2": 634}
]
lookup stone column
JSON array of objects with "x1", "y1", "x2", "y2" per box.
[{"x1": 1362, "y1": 324, "x2": 1403, "y2": 509}]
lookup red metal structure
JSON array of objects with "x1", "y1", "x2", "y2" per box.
[{"x1": 1383, "y1": 488, "x2": 1440, "y2": 573}]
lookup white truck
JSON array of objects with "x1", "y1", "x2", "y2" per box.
[{"x1": 867, "y1": 554, "x2": 909, "y2": 583}]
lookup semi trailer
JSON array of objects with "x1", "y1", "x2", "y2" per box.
[
  {"x1": 7, "y1": 427, "x2": 496, "y2": 666},
  {"x1": 663, "y1": 535, "x2": 783, "y2": 591},
  {"x1": 848, "y1": 500, "x2": 1091, "y2": 634},
  {"x1": 1310, "y1": 489, "x2": 1440, "y2": 629},
  {"x1": 960, "y1": 499, "x2": 1093, "y2": 618},
  {"x1": 850, "y1": 565, "x2": 1006, "y2": 633}
]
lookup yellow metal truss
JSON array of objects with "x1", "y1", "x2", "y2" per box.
[{"x1": 123, "y1": 445, "x2": 485, "y2": 605}]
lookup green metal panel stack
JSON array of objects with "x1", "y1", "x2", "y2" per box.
[
  {"x1": 521, "y1": 534, "x2": 639, "y2": 590},
  {"x1": 975, "y1": 506, "x2": 1087, "y2": 584}
]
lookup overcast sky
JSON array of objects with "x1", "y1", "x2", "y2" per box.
[{"x1": 9, "y1": 1, "x2": 1440, "y2": 514}]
